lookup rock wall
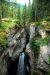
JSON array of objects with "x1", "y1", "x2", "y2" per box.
[
  {"x1": 0, "y1": 28, "x2": 26, "y2": 75},
  {"x1": 36, "y1": 28, "x2": 50, "y2": 75},
  {"x1": 8, "y1": 28, "x2": 26, "y2": 58},
  {"x1": 26, "y1": 43, "x2": 34, "y2": 75},
  {"x1": 29, "y1": 24, "x2": 50, "y2": 75},
  {"x1": 0, "y1": 25, "x2": 50, "y2": 75}
]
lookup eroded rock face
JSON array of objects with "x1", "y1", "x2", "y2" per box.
[
  {"x1": 37, "y1": 45, "x2": 50, "y2": 70},
  {"x1": 0, "y1": 25, "x2": 50, "y2": 75},
  {"x1": 40, "y1": 45, "x2": 50, "y2": 64},
  {"x1": 0, "y1": 28, "x2": 26, "y2": 75},
  {"x1": 36, "y1": 28, "x2": 50, "y2": 69},
  {"x1": 25, "y1": 25, "x2": 35, "y2": 75},
  {"x1": 25, "y1": 43, "x2": 34, "y2": 75},
  {"x1": 8, "y1": 28, "x2": 26, "y2": 58}
]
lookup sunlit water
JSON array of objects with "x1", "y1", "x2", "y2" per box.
[{"x1": 17, "y1": 52, "x2": 25, "y2": 75}]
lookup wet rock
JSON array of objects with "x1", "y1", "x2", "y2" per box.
[{"x1": 26, "y1": 43, "x2": 34, "y2": 75}]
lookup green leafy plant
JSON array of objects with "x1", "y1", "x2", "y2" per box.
[
  {"x1": 0, "y1": 33, "x2": 8, "y2": 49},
  {"x1": 35, "y1": 22, "x2": 41, "y2": 28},
  {"x1": 43, "y1": 17, "x2": 50, "y2": 21},
  {"x1": 36, "y1": 36, "x2": 50, "y2": 46},
  {"x1": 30, "y1": 37, "x2": 40, "y2": 58},
  {"x1": 15, "y1": 20, "x2": 22, "y2": 28}
]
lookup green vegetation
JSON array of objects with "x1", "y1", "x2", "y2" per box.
[
  {"x1": 0, "y1": 18, "x2": 16, "y2": 29},
  {"x1": 43, "y1": 17, "x2": 50, "y2": 21},
  {"x1": 30, "y1": 37, "x2": 40, "y2": 58},
  {"x1": 0, "y1": 0, "x2": 50, "y2": 29},
  {"x1": 35, "y1": 21, "x2": 41, "y2": 28},
  {"x1": 30, "y1": 36, "x2": 50, "y2": 58},
  {"x1": 0, "y1": 30, "x2": 8, "y2": 49},
  {"x1": 49, "y1": 56, "x2": 50, "y2": 64},
  {"x1": 36, "y1": 36, "x2": 50, "y2": 46},
  {"x1": 45, "y1": 24, "x2": 50, "y2": 30},
  {"x1": 0, "y1": 0, "x2": 50, "y2": 75}
]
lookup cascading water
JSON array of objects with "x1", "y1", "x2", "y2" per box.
[
  {"x1": 17, "y1": 52, "x2": 25, "y2": 75},
  {"x1": 8, "y1": 52, "x2": 31, "y2": 75}
]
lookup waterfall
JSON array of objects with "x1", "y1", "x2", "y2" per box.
[{"x1": 17, "y1": 52, "x2": 25, "y2": 75}]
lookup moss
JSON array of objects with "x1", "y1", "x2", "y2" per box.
[{"x1": 0, "y1": 31, "x2": 8, "y2": 49}]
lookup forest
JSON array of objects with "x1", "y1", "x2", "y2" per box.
[{"x1": 0, "y1": 0, "x2": 50, "y2": 75}]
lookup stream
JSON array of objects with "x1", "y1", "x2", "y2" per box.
[
  {"x1": 17, "y1": 52, "x2": 25, "y2": 75},
  {"x1": 8, "y1": 25, "x2": 34, "y2": 75}
]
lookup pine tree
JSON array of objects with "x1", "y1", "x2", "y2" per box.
[
  {"x1": 1, "y1": 0, "x2": 8, "y2": 18},
  {"x1": 28, "y1": 0, "x2": 32, "y2": 22},
  {"x1": 0, "y1": 0, "x2": 2, "y2": 26},
  {"x1": 30, "y1": 0, "x2": 35, "y2": 21},
  {"x1": 22, "y1": 4, "x2": 27, "y2": 27},
  {"x1": 16, "y1": 5, "x2": 21, "y2": 27}
]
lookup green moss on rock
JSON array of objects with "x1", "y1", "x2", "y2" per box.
[
  {"x1": 0, "y1": 31, "x2": 8, "y2": 49},
  {"x1": 30, "y1": 37, "x2": 40, "y2": 58}
]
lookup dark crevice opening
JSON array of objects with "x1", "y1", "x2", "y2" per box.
[
  {"x1": 24, "y1": 28, "x2": 30, "y2": 51},
  {"x1": 7, "y1": 53, "x2": 31, "y2": 75},
  {"x1": 7, "y1": 58, "x2": 19, "y2": 75}
]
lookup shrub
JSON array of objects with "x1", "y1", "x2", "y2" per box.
[
  {"x1": 0, "y1": 32, "x2": 8, "y2": 49},
  {"x1": 30, "y1": 37, "x2": 40, "y2": 58},
  {"x1": 35, "y1": 22, "x2": 41, "y2": 28},
  {"x1": 15, "y1": 19, "x2": 25, "y2": 28},
  {"x1": 44, "y1": 17, "x2": 50, "y2": 21},
  {"x1": 0, "y1": 24, "x2": 2, "y2": 29},
  {"x1": 36, "y1": 36, "x2": 50, "y2": 46},
  {"x1": 45, "y1": 24, "x2": 50, "y2": 29}
]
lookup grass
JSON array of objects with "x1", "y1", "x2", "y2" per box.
[
  {"x1": 0, "y1": 18, "x2": 15, "y2": 48},
  {"x1": 1, "y1": 21, "x2": 15, "y2": 28},
  {"x1": 0, "y1": 18, "x2": 23, "y2": 48},
  {"x1": 0, "y1": 18, "x2": 16, "y2": 29},
  {"x1": 0, "y1": 17, "x2": 50, "y2": 29}
]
